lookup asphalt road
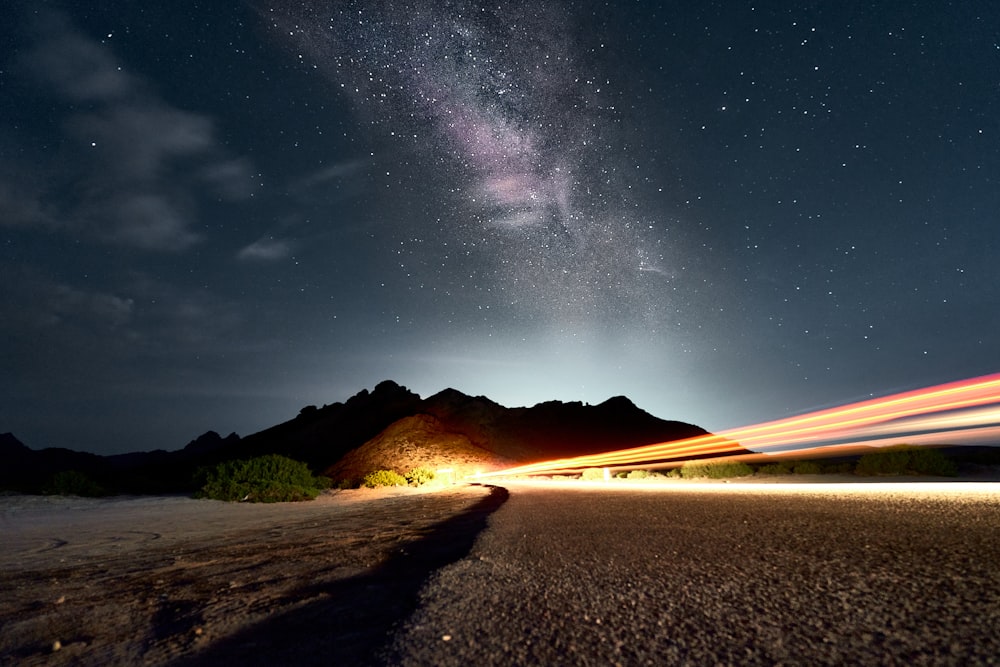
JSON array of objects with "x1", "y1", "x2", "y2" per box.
[{"x1": 383, "y1": 481, "x2": 1000, "y2": 666}]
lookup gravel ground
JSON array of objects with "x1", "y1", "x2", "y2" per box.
[{"x1": 384, "y1": 481, "x2": 1000, "y2": 666}]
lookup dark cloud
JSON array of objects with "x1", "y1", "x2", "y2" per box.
[
  {"x1": 5, "y1": 10, "x2": 255, "y2": 252},
  {"x1": 24, "y1": 10, "x2": 135, "y2": 102},
  {"x1": 238, "y1": 237, "x2": 294, "y2": 261}
]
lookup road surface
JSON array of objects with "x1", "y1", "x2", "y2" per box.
[{"x1": 384, "y1": 481, "x2": 1000, "y2": 666}]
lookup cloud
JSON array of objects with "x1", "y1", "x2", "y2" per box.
[
  {"x1": 100, "y1": 194, "x2": 202, "y2": 251},
  {"x1": 238, "y1": 237, "x2": 293, "y2": 261},
  {"x1": 0, "y1": 266, "x2": 253, "y2": 400},
  {"x1": 3, "y1": 10, "x2": 255, "y2": 251},
  {"x1": 201, "y1": 158, "x2": 256, "y2": 200},
  {"x1": 45, "y1": 284, "x2": 135, "y2": 329},
  {"x1": 0, "y1": 179, "x2": 53, "y2": 228},
  {"x1": 69, "y1": 105, "x2": 215, "y2": 179},
  {"x1": 26, "y1": 10, "x2": 135, "y2": 102},
  {"x1": 0, "y1": 267, "x2": 134, "y2": 337},
  {"x1": 293, "y1": 160, "x2": 367, "y2": 191},
  {"x1": 121, "y1": 276, "x2": 248, "y2": 349},
  {"x1": 8, "y1": 267, "x2": 244, "y2": 348}
]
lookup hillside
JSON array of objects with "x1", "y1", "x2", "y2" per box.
[{"x1": 324, "y1": 414, "x2": 518, "y2": 483}]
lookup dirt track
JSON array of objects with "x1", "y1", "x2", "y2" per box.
[{"x1": 0, "y1": 486, "x2": 502, "y2": 666}]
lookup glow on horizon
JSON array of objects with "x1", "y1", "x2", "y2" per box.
[{"x1": 473, "y1": 373, "x2": 1000, "y2": 478}]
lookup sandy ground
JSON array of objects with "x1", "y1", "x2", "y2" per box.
[{"x1": 0, "y1": 485, "x2": 501, "y2": 666}]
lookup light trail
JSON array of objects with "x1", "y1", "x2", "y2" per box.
[
  {"x1": 473, "y1": 373, "x2": 1000, "y2": 478},
  {"x1": 499, "y1": 478, "x2": 1000, "y2": 497}
]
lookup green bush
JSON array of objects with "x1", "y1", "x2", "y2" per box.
[
  {"x1": 792, "y1": 461, "x2": 822, "y2": 475},
  {"x1": 856, "y1": 448, "x2": 909, "y2": 476},
  {"x1": 404, "y1": 467, "x2": 436, "y2": 486},
  {"x1": 665, "y1": 467, "x2": 682, "y2": 478},
  {"x1": 362, "y1": 469, "x2": 408, "y2": 488},
  {"x1": 581, "y1": 468, "x2": 605, "y2": 481},
  {"x1": 822, "y1": 462, "x2": 855, "y2": 475},
  {"x1": 44, "y1": 470, "x2": 108, "y2": 497},
  {"x1": 680, "y1": 460, "x2": 754, "y2": 479},
  {"x1": 856, "y1": 445, "x2": 957, "y2": 477},
  {"x1": 907, "y1": 448, "x2": 958, "y2": 476},
  {"x1": 625, "y1": 469, "x2": 650, "y2": 480},
  {"x1": 757, "y1": 462, "x2": 791, "y2": 476},
  {"x1": 196, "y1": 455, "x2": 329, "y2": 502}
]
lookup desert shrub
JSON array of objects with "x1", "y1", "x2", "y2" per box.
[
  {"x1": 822, "y1": 461, "x2": 855, "y2": 475},
  {"x1": 335, "y1": 478, "x2": 357, "y2": 490},
  {"x1": 792, "y1": 461, "x2": 822, "y2": 475},
  {"x1": 856, "y1": 448, "x2": 910, "y2": 476},
  {"x1": 665, "y1": 467, "x2": 682, "y2": 478},
  {"x1": 856, "y1": 445, "x2": 956, "y2": 476},
  {"x1": 362, "y1": 469, "x2": 408, "y2": 488},
  {"x1": 615, "y1": 472, "x2": 628, "y2": 479},
  {"x1": 44, "y1": 470, "x2": 108, "y2": 497},
  {"x1": 757, "y1": 462, "x2": 791, "y2": 476},
  {"x1": 907, "y1": 448, "x2": 958, "y2": 476},
  {"x1": 680, "y1": 460, "x2": 754, "y2": 479},
  {"x1": 196, "y1": 455, "x2": 329, "y2": 502},
  {"x1": 626, "y1": 469, "x2": 650, "y2": 480},
  {"x1": 715, "y1": 461, "x2": 754, "y2": 478},
  {"x1": 678, "y1": 462, "x2": 704, "y2": 479},
  {"x1": 404, "y1": 467, "x2": 436, "y2": 486},
  {"x1": 581, "y1": 468, "x2": 605, "y2": 481}
]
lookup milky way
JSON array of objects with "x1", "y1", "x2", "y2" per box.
[
  {"x1": 264, "y1": 0, "x2": 673, "y2": 332},
  {"x1": 5, "y1": 0, "x2": 998, "y2": 455}
]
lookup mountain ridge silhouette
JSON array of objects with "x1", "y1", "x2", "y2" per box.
[{"x1": 1, "y1": 380, "x2": 736, "y2": 493}]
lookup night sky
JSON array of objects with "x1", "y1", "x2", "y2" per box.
[{"x1": 3, "y1": 1, "x2": 998, "y2": 455}]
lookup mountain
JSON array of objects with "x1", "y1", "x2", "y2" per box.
[
  {"x1": 221, "y1": 380, "x2": 426, "y2": 471},
  {"x1": 323, "y1": 388, "x2": 724, "y2": 483},
  {"x1": 0, "y1": 432, "x2": 111, "y2": 492},
  {"x1": 422, "y1": 390, "x2": 713, "y2": 462},
  {"x1": 0, "y1": 381, "x2": 736, "y2": 493}
]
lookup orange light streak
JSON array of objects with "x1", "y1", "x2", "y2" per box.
[{"x1": 474, "y1": 373, "x2": 1000, "y2": 478}]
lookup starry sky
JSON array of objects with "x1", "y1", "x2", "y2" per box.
[{"x1": 3, "y1": 1, "x2": 998, "y2": 455}]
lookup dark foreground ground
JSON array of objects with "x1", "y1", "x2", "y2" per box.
[
  {"x1": 2, "y1": 480, "x2": 999, "y2": 665},
  {"x1": 385, "y1": 481, "x2": 1000, "y2": 666},
  {"x1": 0, "y1": 485, "x2": 505, "y2": 666}
]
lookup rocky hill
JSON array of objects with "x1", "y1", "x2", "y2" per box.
[
  {"x1": 325, "y1": 413, "x2": 517, "y2": 483},
  {"x1": 1, "y1": 380, "x2": 736, "y2": 493}
]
